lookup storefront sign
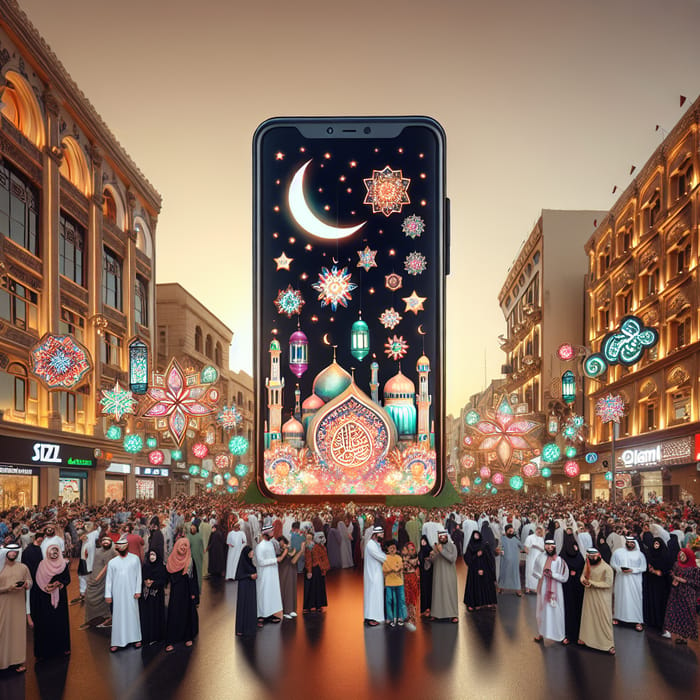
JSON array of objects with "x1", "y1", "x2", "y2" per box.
[
  {"x1": 0, "y1": 464, "x2": 40, "y2": 476},
  {"x1": 620, "y1": 445, "x2": 661, "y2": 467},
  {"x1": 107, "y1": 463, "x2": 131, "y2": 474},
  {"x1": 0, "y1": 435, "x2": 96, "y2": 468},
  {"x1": 135, "y1": 466, "x2": 169, "y2": 477}
]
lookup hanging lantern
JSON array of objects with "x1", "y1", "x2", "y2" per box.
[
  {"x1": 480, "y1": 466, "x2": 491, "y2": 479},
  {"x1": 522, "y1": 462, "x2": 538, "y2": 478},
  {"x1": 188, "y1": 464, "x2": 200, "y2": 476},
  {"x1": 492, "y1": 472, "x2": 504, "y2": 486},
  {"x1": 123, "y1": 434, "x2": 143, "y2": 454},
  {"x1": 547, "y1": 414, "x2": 559, "y2": 436},
  {"x1": 541, "y1": 467, "x2": 552, "y2": 478},
  {"x1": 289, "y1": 328, "x2": 309, "y2": 378},
  {"x1": 350, "y1": 314, "x2": 370, "y2": 362},
  {"x1": 561, "y1": 370, "x2": 576, "y2": 405},
  {"x1": 148, "y1": 450, "x2": 164, "y2": 466},
  {"x1": 542, "y1": 443, "x2": 561, "y2": 463},
  {"x1": 128, "y1": 338, "x2": 149, "y2": 395},
  {"x1": 509, "y1": 475, "x2": 524, "y2": 490},
  {"x1": 192, "y1": 442, "x2": 209, "y2": 458},
  {"x1": 564, "y1": 460, "x2": 580, "y2": 477}
]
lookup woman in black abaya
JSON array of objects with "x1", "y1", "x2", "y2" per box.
[
  {"x1": 463, "y1": 530, "x2": 497, "y2": 611},
  {"x1": 234, "y1": 545, "x2": 258, "y2": 636},
  {"x1": 418, "y1": 535, "x2": 433, "y2": 617},
  {"x1": 140, "y1": 549, "x2": 167, "y2": 645},
  {"x1": 643, "y1": 536, "x2": 673, "y2": 631},
  {"x1": 560, "y1": 531, "x2": 585, "y2": 644}
]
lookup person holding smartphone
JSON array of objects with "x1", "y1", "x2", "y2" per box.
[
  {"x1": 0, "y1": 543, "x2": 32, "y2": 673},
  {"x1": 610, "y1": 535, "x2": 646, "y2": 631}
]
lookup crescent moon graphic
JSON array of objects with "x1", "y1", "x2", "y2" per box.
[
  {"x1": 322, "y1": 333, "x2": 331, "y2": 345},
  {"x1": 288, "y1": 160, "x2": 366, "y2": 240},
  {"x1": 418, "y1": 325, "x2": 426, "y2": 335}
]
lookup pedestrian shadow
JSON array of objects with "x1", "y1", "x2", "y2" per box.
[
  {"x1": 302, "y1": 611, "x2": 326, "y2": 648},
  {"x1": 364, "y1": 626, "x2": 387, "y2": 685},
  {"x1": 424, "y1": 621, "x2": 458, "y2": 672},
  {"x1": 645, "y1": 634, "x2": 698, "y2": 691},
  {"x1": 33, "y1": 654, "x2": 69, "y2": 700},
  {"x1": 384, "y1": 624, "x2": 408, "y2": 681},
  {"x1": 0, "y1": 666, "x2": 26, "y2": 700},
  {"x1": 467, "y1": 607, "x2": 496, "y2": 651}
]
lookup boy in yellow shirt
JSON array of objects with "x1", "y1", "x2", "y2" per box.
[{"x1": 382, "y1": 540, "x2": 407, "y2": 627}]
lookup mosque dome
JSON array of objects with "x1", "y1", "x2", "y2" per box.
[
  {"x1": 312, "y1": 360, "x2": 352, "y2": 403},
  {"x1": 416, "y1": 355, "x2": 430, "y2": 371},
  {"x1": 282, "y1": 416, "x2": 304, "y2": 435},
  {"x1": 383, "y1": 370, "x2": 416, "y2": 440},
  {"x1": 269, "y1": 339, "x2": 281, "y2": 352},
  {"x1": 302, "y1": 393, "x2": 324, "y2": 411},
  {"x1": 384, "y1": 370, "x2": 416, "y2": 401}
]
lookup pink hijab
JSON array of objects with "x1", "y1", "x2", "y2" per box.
[{"x1": 36, "y1": 544, "x2": 67, "y2": 608}]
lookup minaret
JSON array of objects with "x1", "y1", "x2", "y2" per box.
[
  {"x1": 416, "y1": 355, "x2": 431, "y2": 444},
  {"x1": 265, "y1": 338, "x2": 284, "y2": 445},
  {"x1": 370, "y1": 361, "x2": 380, "y2": 404},
  {"x1": 294, "y1": 383, "x2": 301, "y2": 420}
]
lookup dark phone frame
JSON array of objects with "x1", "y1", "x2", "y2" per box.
[{"x1": 252, "y1": 116, "x2": 447, "y2": 501}]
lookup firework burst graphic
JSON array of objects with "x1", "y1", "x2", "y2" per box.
[
  {"x1": 379, "y1": 308, "x2": 403, "y2": 330},
  {"x1": 402, "y1": 215, "x2": 425, "y2": 238},
  {"x1": 274, "y1": 285, "x2": 305, "y2": 317},
  {"x1": 312, "y1": 266, "x2": 357, "y2": 310},
  {"x1": 384, "y1": 334, "x2": 409, "y2": 361},
  {"x1": 404, "y1": 251, "x2": 427, "y2": 276}
]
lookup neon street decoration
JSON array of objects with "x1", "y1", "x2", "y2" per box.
[
  {"x1": 561, "y1": 370, "x2": 576, "y2": 405},
  {"x1": 100, "y1": 381, "x2": 137, "y2": 421},
  {"x1": 585, "y1": 452, "x2": 598, "y2": 464},
  {"x1": 595, "y1": 394, "x2": 625, "y2": 424},
  {"x1": 129, "y1": 339, "x2": 149, "y2": 395},
  {"x1": 541, "y1": 443, "x2": 561, "y2": 463},
  {"x1": 557, "y1": 343, "x2": 576, "y2": 361},
  {"x1": 509, "y1": 475, "x2": 524, "y2": 490},
  {"x1": 30, "y1": 333, "x2": 92, "y2": 390}
]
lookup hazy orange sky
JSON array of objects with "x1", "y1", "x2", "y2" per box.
[{"x1": 19, "y1": 0, "x2": 700, "y2": 415}]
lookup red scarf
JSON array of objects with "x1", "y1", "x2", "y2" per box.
[{"x1": 677, "y1": 548, "x2": 697, "y2": 569}]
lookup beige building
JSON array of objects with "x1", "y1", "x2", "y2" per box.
[
  {"x1": 584, "y1": 95, "x2": 700, "y2": 503},
  {"x1": 156, "y1": 282, "x2": 254, "y2": 495},
  {"x1": 0, "y1": 0, "x2": 160, "y2": 507}
]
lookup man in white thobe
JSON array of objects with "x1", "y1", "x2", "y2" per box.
[
  {"x1": 104, "y1": 537, "x2": 142, "y2": 650},
  {"x1": 610, "y1": 535, "x2": 645, "y2": 630},
  {"x1": 255, "y1": 526, "x2": 283, "y2": 622},
  {"x1": 524, "y1": 526, "x2": 545, "y2": 593},
  {"x1": 363, "y1": 526, "x2": 386, "y2": 626},
  {"x1": 532, "y1": 539, "x2": 569, "y2": 643},
  {"x1": 225, "y1": 522, "x2": 247, "y2": 580}
]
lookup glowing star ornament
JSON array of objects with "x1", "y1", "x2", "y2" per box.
[
  {"x1": 404, "y1": 251, "x2": 427, "y2": 276},
  {"x1": 595, "y1": 393, "x2": 625, "y2": 424},
  {"x1": 312, "y1": 266, "x2": 357, "y2": 310},
  {"x1": 384, "y1": 273, "x2": 403, "y2": 292},
  {"x1": 470, "y1": 396, "x2": 541, "y2": 470},
  {"x1": 217, "y1": 405, "x2": 242, "y2": 431},
  {"x1": 379, "y1": 307, "x2": 402, "y2": 330},
  {"x1": 143, "y1": 359, "x2": 219, "y2": 447},
  {"x1": 363, "y1": 165, "x2": 411, "y2": 216},
  {"x1": 30, "y1": 333, "x2": 92, "y2": 389},
  {"x1": 402, "y1": 291, "x2": 427, "y2": 315},
  {"x1": 100, "y1": 381, "x2": 137, "y2": 421},
  {"x1": 356, "y1": 246, "x2": 378, "y2": 272},
  {"x1": 384, "y1": 335, "x2": 409, "y2": 361},
  {"x1": 402, "y1": 214, "x2": 425, "y2": 239},
  {"x1": 274, "y1": 252, "x2": 293, "y2": 270},
  {"x1": 274, "y1": 285, "x2": 305, "y2": 317}
]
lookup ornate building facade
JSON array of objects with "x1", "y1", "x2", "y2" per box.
[
  {"x1": 584, "y1": 96, "x2": 700, "y2": 503},
  {"x1": 0, "y1": 0, "x2": 161, "y2": 507}
]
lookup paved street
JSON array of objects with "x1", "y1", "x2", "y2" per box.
[{"x1": 1, "y1": 560, "x2": 698, "y2": 700}]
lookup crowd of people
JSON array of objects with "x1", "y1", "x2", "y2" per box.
[{"x1": 0, "y1": 492, "x2": 699, "y2": 675}]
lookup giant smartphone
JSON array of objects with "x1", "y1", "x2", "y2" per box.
[{"x1": 253, "y1": 117, "x2": 447, "y2": 497}]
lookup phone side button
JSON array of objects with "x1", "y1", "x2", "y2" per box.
[{"x1": 445, "y1": 197, "x2": 451, "y2": 276}]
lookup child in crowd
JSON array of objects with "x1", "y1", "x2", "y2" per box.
[{"x1": 382, "y1": 539, "x2": 407, "y2": 627}]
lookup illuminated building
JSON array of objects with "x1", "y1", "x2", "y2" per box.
[
  {"x1": 265, "y1": 339, "x2": 284, "y2": 446},
  {"x1": 584, "y1": 96, "x2": 700, "y2": 502},
  {"x1": 0, "y1": 3, "x2": 159, "y2": 507}
]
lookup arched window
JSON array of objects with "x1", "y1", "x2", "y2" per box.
[
  {"x1": 134, "y1": 276, "x2": 148, "y2": 326},
  {"x1": 205, "y1": 334, "x2": 213, "y2": 359},
  {"x1": 194, "y1": 326, "x2": 203, "y2": 353},
  {"x1": 134, "y1": 218, "x2": 153, "y2": 258},
  {"x1": 215, "y1": 342, "x2": 222, "y2": 367},
  {"x1": 0, "y1": 72, "x2": 45, "y2": 148},
  {"x1": 103, "y1": 189, "x2": 117, "y2": 223},
  {"x1": 59, "y1": 136, "x2": 91, "y2": 197}
]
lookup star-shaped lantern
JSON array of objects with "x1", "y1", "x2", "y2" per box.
[
  {"x1": 402, "y1": 290, "x2": 427, "y2": 315},
  {"x1": 356, "y1": 246, "x2": 378, "y2": 272},
  {"x1": 100, "y1": 381, "x2": 137, "y2": 421},
  {"x1": 142, "y1": 359, "x2": 219, "y2": 447},
  {"x1": 274, "y1": 252, "x2": 293, "y2": 270},
  {"x1": 469, "y1": 396, "x2": 541, "y2": 470},
  {"x1": 363, "y1": 166, "x2": 411, "y2": 216}
]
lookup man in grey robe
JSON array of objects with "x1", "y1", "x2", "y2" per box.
[
  {"x1": 497, "y1": 524, "x2": 523, "y2": 595},
  {"x1": 429, "y1": 530, "x2": 458, "y2": 622}
]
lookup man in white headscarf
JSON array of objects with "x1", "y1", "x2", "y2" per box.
[
  {"x1": 610, "y1": 535, "x2": 645, "y2": 631},
  {"x1": 0, "y1": 544, "x2": 32, "y2": 673},
  {"x1": 532, "y1": 539, "x2": 569, "y2": 644},
  {"x1": 363, "y1": 526, "x2": 386, "y2": 626},
  {"x1": 255, "y1": 525, "x2": 283, "y2": 623},
  {"x1": 226, "y1": 521, "x2": 247, "y2": 581}
]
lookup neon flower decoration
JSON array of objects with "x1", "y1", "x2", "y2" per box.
[
  {"x1": 201, "y1": 365, "x2": 219, "y2": 384},
  {"x1": 492, "y1": 472, "x2": 505, "y2": 486},
  {"x1": 234, "y1": 463, "x2": 249, "y2": 477},
  {"x1": 148, "y1": 450, "x2": 165, "y2": 466},
  {"x1": 541, "y1": 443, "x2": 561, "y2": 463},
  {"x1": 312, "y1": 266, "x2": 357, "y2": 310},
  {"x1": 363, "y1": 165, "x2": 411, "y2": 216},
  {"x1": 485, "y1": 482, "x2": 492, "y2": 490},
  {"x1": 480, "y1": 466, "x2": 491, "y2": 479},
  {"x1": 228, "y1": 436, "x2": 249, "y2": 455},
  {"x1": 469, "y1": 396, "x2": 541, "y2": 470},
  {"x1": 540, "y1": 467, "x2": 552, "y2": 478},
  {"x1": 463, "y1": 436, "x2": 473, "y2": 447},
  {"x1": 474, "y1": 476, "x2": 482, "y2": 486},
  {"x1": 223, "y1": 472, "x2": 232, "y2": 480},
  {"x1": 583, "y1": 353, "x2": 607, "y2": 379},
  {"x1": 274, "y1": 285, "x2": 305, "y2": 317},
  {"x1": 557, "y1": 343, "x2": 576, "y2": 361},
  {"x1": 564, "y1": 460, "x2": 580, "y2": 477},
  {"x1": 509, "y1": 475, "x2": 524, "y2": 490},
  {"x1": 228, "y1": 477, "x2": 239, "y2": 487},
  {"x1": 289, "y1": 329, "x2": 309, "y2": 377},
  {"x1": 522, "y1": 462, "x2": 538, "y2": 478},
  {"x1": 215, "y1": 454, "x2": 230, "y2": 469},
  {"x1": 200, "y1": 469, "x2": 209, "y2": 479},
  {"x1": 105, "y1": 425, "x2": 122, "y2": 440},
  {"x1": 595, "y1": 394, "x2": 625, "y2": 424},
  {"x1": 217, "y1": 405, "x2": 242, "y2": 431},
  {"x1": 143, "y1": 359, "x2": 219, "y2": 447},
  {"x1": 565, "y1": 446, "x2": 577, "y2": 458},
  {"x1": 192, "y1": 443, "x2": 209, "y2": 458},
  {"x1": 123, "y1": 434, "x2": 143, "y2": 454},
  {"x1": 460, "y1": 454, "x2": 475, "y2": 470},
  {"x1": 170, "y1": 449, "x2": 183, "y2": 461},
  {"x1": 465, "y1": 410, "x2": 480, "y2": 426},
  {"x1": 100, "y1": 381, "x2": 137, "y2": 421},
  {"x1": 491, "y1": 488, "x2": 498, "y2": 494},
  {"x1": 188, "y1": 465, "x2": 200, "y2": 476},
  {"x1": 30, "y1": 333, "x2": 92, "y2": 389}
]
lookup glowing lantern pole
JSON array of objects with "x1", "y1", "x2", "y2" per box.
[{"x1": 595, "y1": 394, "x2": 625, "y2": 505}]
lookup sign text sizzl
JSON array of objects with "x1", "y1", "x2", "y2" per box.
[{"x1": 31, "y1": 443, "x2": 62, "y2": 464}]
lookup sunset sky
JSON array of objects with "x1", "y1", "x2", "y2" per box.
[{"x1": 19, "y1": 0, "x2": 700, "y2": 415}]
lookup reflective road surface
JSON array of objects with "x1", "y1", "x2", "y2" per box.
[{"x1": 1, "y1": 560, "x2": 698, "y2": 700}]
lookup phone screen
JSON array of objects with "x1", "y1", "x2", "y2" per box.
[{"x1": 253, "y1": 117, "x2": 446, "y2": 497}]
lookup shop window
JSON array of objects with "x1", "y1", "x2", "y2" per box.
[
  {"x1": 640, "y1": 266, "x2": 659, "y2": 299},
  {"x1": 0, "y1": 162, "x2": 39, "y2": 256},
  {"x1": 0, "y1": 277, "x2": 38, "y2": 331},
  {"x1": 670, "y1": 315, "x2": 691, "y2": 351},
  {"x1": 100, "y1": 332, "x2": 122, "y2": 367},
  {"x1": 670, "y1": 390, "x2": 691, "y2": 424},
  {"x1": 672, "y1": 161, "x2": 694, "y2": 200},
  {"x1": 598, "y1": 245, "x2": 611, "y2": 276},
  {"x1": 670, "y1": 239, "x2": 691, "y2": 277},
  {"x1": 102, "y1": 247, "x2": 122, "y2": 311},
  {"x1": 205, "y1": 334, "x2": 213, "y2": 359},
  {"x1": 645, "y1": 196, "x2": 661, "y2": 230},
  {"x1": 0, "y1": 363, "x2": 36, "y2": 421},
  {"x1": 134, "y1": 275, "x2": 148, "y2": 326},
  {"x1": 617, "y1": 289, "x2": 632, "y2": 317},
  {"x1": 643, "y1": 401, "x2": 657, "y2": 432},
  {"x1": 59, "y1": 307, "x2": 85, "y2": 343}
]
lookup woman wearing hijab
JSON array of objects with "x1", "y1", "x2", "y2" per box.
[
  {"x1": 33, "y1": 543, "x2": 71, "y2": 660},
  {"x1": 140, "y1": 549, "x2": 167, "y2": 645},
  {"x1": 206, "y1": 524, "x2": 227, "y2": 577},
  {"x1": 418, "y1": 535, "x2": 434, "y2": 617},
  {"x1": 402, "y1": 542, "x2": 420, "y2": 627},
  {"x1": 165, "y1": 538, "x2": 199, "y2": 652},
  {"x1": 560, "y1": 530, "x2": 585, "y2": 644},
  {"x1": 235, "y1": 545, "x2": 258, "y2": 636},
  {"x1": 662, "y1": 548, "x2": 700, "y2": 644},
  {"x1": 463, "y1": 529, "x2": 497, "y2": 611},
  {"x1": 643, "y1": 536, "x2": 672, "y2": 632},
  {"x1": 595, "y1": 531, "x2": 613, "y2": 564},
  {"x1": 303, "y1": 531, "x2": 330, "y2": 613}
]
